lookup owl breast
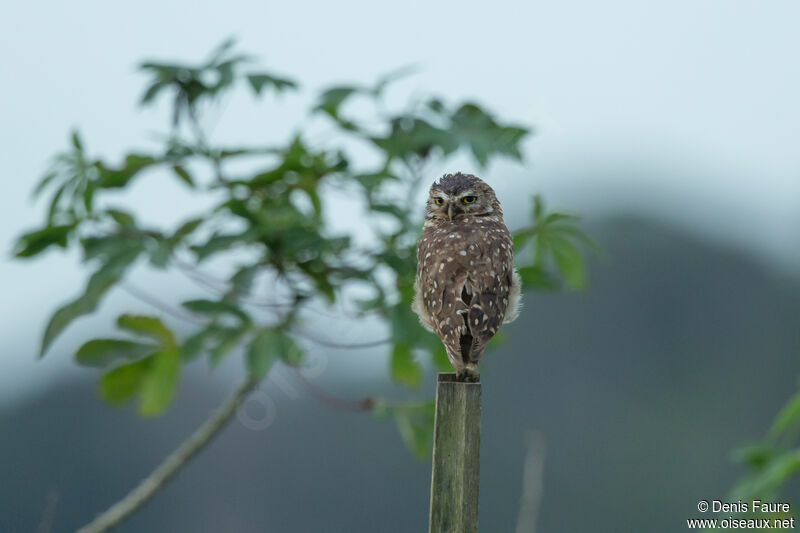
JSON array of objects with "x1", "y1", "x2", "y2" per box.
[{"x1": 413, "y1": 216, "x2": 518, "y2": 365}]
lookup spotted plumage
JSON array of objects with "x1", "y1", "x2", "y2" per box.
[{"x1": 412, "y1": 172, "x2": 522, "y2": 381}]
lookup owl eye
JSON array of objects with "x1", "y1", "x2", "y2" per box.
[
  {"x1": 462, "y1": 195, "x2": 477, "y2": 204},
  {"x1": 434, "y1": 197, "x2": 444, "y2": 205}
]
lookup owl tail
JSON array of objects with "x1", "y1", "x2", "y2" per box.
[
  {"x1": 459, "y1": 333, "x2": 474, "y2": 363},
  {"x1": 445, "y1": 346, "x2": 466, "y2": 374}
]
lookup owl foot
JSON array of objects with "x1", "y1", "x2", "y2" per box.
[{"x1": 456, "y1": 368, "x2": 480, "y2": 383}]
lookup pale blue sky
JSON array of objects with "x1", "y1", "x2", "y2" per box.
[{"x1": 2, "y1": 0, "x2": 799, "y2": 400}]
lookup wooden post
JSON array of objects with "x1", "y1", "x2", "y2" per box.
[{"x1": 429, "y1": 373, "x2": 481, "y2": 533}]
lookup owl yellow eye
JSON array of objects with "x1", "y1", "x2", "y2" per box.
[
  {"x1": 434, "y1": 197, "x2": 444, "y2": 205},
  {"x1": 462, "y1": 195, "x2": 477, "y2": 204}
]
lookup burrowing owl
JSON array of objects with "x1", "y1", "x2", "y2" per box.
[{"x1": 412, "y1": 172, "x2": 521, "y2": 382}]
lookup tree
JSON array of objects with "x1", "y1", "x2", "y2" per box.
[{"x1": 14, "y1": 40, "x2": 594, "y2": 532}]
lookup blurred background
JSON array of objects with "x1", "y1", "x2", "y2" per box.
[{"x1": 2, "y1": 1, "x2": 799, "y2": 531}]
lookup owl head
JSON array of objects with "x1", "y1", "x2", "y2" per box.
[{"x1": 425, "y1": 172, "x2": 502, "y2": 222}]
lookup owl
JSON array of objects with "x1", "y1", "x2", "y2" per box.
[{"x1": 412, "y1": 172, "x2": 522, "y2": 382}]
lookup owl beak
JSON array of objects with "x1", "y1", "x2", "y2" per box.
[{"x1": 447, "y1": 203, "x2": 454, "y2": 221}]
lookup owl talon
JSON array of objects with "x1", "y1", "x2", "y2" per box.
[{"x1": 456, "y1": 368, "x2": 480, "y2": 383}]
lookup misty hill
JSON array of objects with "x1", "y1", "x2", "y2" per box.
[{"x1": 2, "y1": 216, "x2": 799, "y2": 532}]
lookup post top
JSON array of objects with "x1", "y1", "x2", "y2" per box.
[{"x1": 437, "y1": 372, "x2": 481, "y2": 384}]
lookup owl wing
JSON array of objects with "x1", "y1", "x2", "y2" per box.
[
  {"x1": 462, "y1": 221, "x2": 516, "y2": 363},
  {"x1": 414, "y1": 226, "x2": 469, "y2": 346}
]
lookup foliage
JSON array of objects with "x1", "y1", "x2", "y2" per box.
[
  {"x1": 732, "y1": 384, "x2": 800, "y2": 513},
  {"x1": 14, "y1": 40, "x2": 594, "y2": 456}
]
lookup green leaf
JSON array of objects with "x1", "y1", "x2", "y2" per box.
[
  {"x1": 389, "y1": 304, "x2": 422, "y2": 344},
  {"x1": 241, "y1": 329, "x2": 303, "y2": 367},
  {"x1": 449, "y1": 103, "x2": 529, "y2": 166},
  {"x1": 733, "y1": 443, "x2": 775, "y2": 469},
  {"x1": 106, "y1": 209, "x2": 136, "y2": 227},
  {"x1": 246, "y1": 73, "x2": 298, "y2": 96},
  {"x1": 191, "y1": 231, "x2": 248, "y2": 261},
  {"x1": 205, "y1": 37, "x2": 237, "y2": 65},
  {"x1": 149, "y1": 239, "x2": 172, "y2": 268},
  {"x1": 391, "y1": 342, "x2": 422, "y2": 388},
  {"x1": 139, "y1": 348, "x2": 180, "y2": 416},
  {"x1": 171, "y1": 217, "x2": 204, "y2": 242},
  {"x1": 180, "y1": 328, "x2": 214, "y2": 360},
  {"x1": 33, "y1": 169, "x2": 59, "y2": 199},
  {"x1": 548, "y1": 235, "x2": 586, "y2": 290},
  {"x1": 71, "y1": 130, "x2": 84, "y2": 151},
  {"x1": 371, "y1": 64, "x2": 419, "y2": 96},
  {"x1": 733, "y1": 449, "x2": 800, "y2": 499},
  {"x1": 394, "y1": 405, "x2": 434, "y2": 459},
  {"x1": 75, "y1": 339, "x2": 155, "y2": 368},
  {"x1": 247, "y1": 329, "x2": 280, "y2": 379},
  {"x1": 182, "y1": 299, "x2": 250, "y2": 322},
  {"x1": 544, "y1": 212, "x2": 578, "y2": 225},
  {"x1": 100, "y1": 356, "x2": 153, "y2": 404},
  {"x1": 139, "y1": 80, "x2": 170, "y2": 105},
  {"x1": 767, "y1": 391, "x2": 800, "y2": 441},
  {"x1": 80, "y1": 235, "x2": 137, "y2": 261},
  {"x1": 533, "y1": 194, "x2": 545, "y2": 221},
  {"x1": 40, "y1": 245, "x2": 142, "y2": 356},
  {"x1": 517, "y1": 265, "x2": 558, "y2": 290},
  {"x1": 14, "y1": 225, "x2": 73, "y2": 258},
  {"x1": 117, "y1": 314, "x2": 176, "y2": 347},
  {"x1": 314, "y1": 86, "x2": 359, "y2": 118},
  {"x1": 96, "y1": 345, "x2": 180, "y2": 415},
  {"x1": 230, "y1": 264, "x2": 261, "y2": 293},
  {"x1": 550, "y1": 223, "x2": 601, "y2": 253},
  {"x1": 374, "y1": 400, "x2": 434, "y2": 459},
  {"x1": 172, "y1": 165, "x2": 194, "y2": 187},
  {"x1": 371, "y1": 118, "x2": 457, "y2": 160},
  {"x1": 275, "y1": 331, "x2": 304, "y2": 366},
  {"x1": 96, "y1": 154, "x2": 160, "y2": 189},
  {"x1": 209, "y1": 326, "x2": 248, "y2": 366}
]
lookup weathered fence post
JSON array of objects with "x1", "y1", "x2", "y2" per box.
[{"x1": 429, "y1": 373, "x2": 481, "y2": 533}]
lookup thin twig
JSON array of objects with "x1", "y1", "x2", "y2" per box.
[
  {"x1": 171, "y1": 255, "x2": 234, "y2": 294},
  {"x1": 171, "y1": 255, "x2": 295, "y2": 309},
  {"x1": 119, "y1": 283, "x2": 204, "y2": 325},
  {"x1": 171, "y1": 254, "x2": 381, "y2": 321},
  {"x1": 77, "y1": 377, "x2": 259, "y2": 533},
  {"x1": 292, "y1": 329, "x2": 391, "y2": 349},
  {"x1": 291, "y1": 368, "x2": 373, "y2": 411}
]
